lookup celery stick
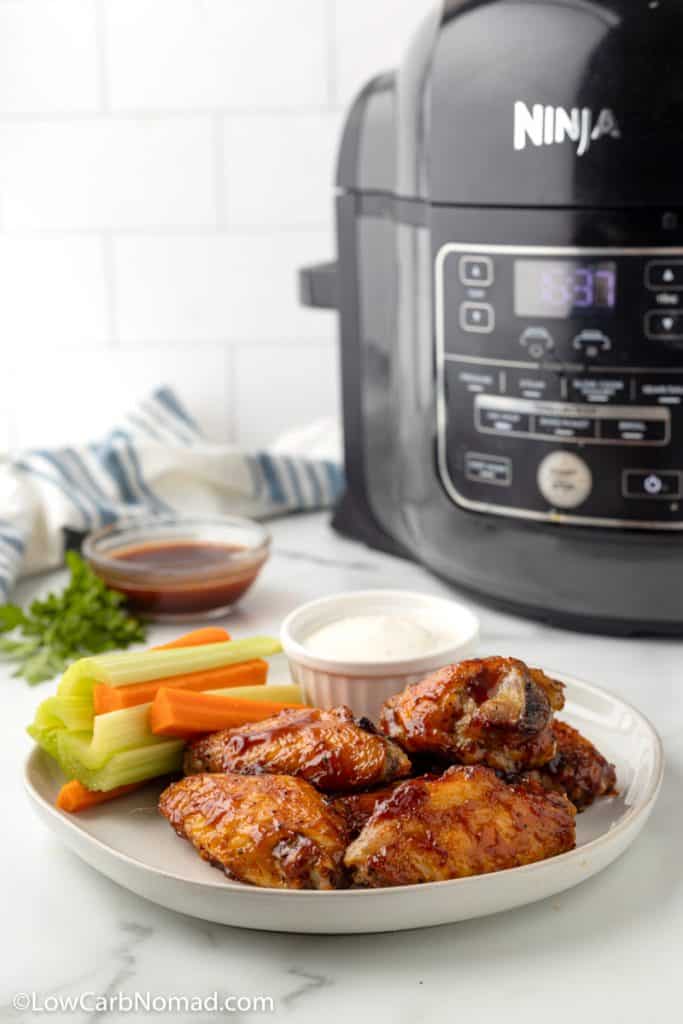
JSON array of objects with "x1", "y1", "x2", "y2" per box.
[
  {"x1": 58, "y1": 637, "x2": 281, "y2": 697},
  {"x1": 29, "y1": 702, "x2": 69, "y2": 759},
  {"x1": 31, "y1": 703, "x2": 63, "y2": 735},
  {"x1": 26, "y1": 724, "x2": 61, "y2": 760},
  {"x1": 34, "y1": 696, "x2": 93, "y2": 733},
  {"x1": 57, "y1": 731, "x2": 116, "y2": 773},
  {"x1": 57, "y1": 675, "x2": 96, "y2": 700},
  {"x1": 90, "y1": 703, "x2": 156, "y2": 756},
  {"x1": 29, "y1": 695, "x2": 94, "y2": 757},
  {"x1": 207, "y1": 683, "x2": 303, "y2": 703},
  {"x1": 59, "y1": 738, "x2": 184, "y2": 791},
  {"x1": 58, "y1": 711, "x2": 170, "y2": 772}
]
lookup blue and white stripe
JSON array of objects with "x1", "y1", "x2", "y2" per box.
[
  {"x1": 252, "y1": 452, "x2": 343, "y2": 511},
  {"x1": 0, "y1": 523, "x2": 25, "y2": 601},
  {"x1": 0, "y1": 388, "x2": 344, "y2": 599}
]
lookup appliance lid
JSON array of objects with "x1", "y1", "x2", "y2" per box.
[{"x1": 338, "y1": 0, "x2": 683, "y2": 209}]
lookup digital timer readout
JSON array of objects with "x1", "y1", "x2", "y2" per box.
[{"x1": 514, "y1": 260, "x2": 617, "y2": 319}]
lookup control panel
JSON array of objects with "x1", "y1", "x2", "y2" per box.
[{"x1": 435, "y1": 243, "x2": 683, "y2": 528}]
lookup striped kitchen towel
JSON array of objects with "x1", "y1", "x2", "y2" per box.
[{"x1": 0, "y1": 387, "x2": 344, "y2": 600}]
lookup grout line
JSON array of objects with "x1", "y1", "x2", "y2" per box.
[
  {"x1": 225, "y1": 344, "x2": 238, "y2": 443},
  {"x1": 93, "y1": 0, "x2": 111, "y2": 113},
  {"x1": 101, "y1": 232, "x2": 120, "y2": 346},
  {"x1": 324, "y1": 0, "x2": 338, "y2": 109},
  {"x1": 0, "y1": 106, "x2": 334, "y2": 123},
  {"x1": 212, "y1": 114, "x2": 227, "y2": 230},
  {"x1": 0, "y1": 224, "x2": 332, "y2": 238},
  {"x1": 23, "y1": 339, "x2": 232, "y2": 355},
  {"x1": 113, "y1": 336, "x2": 336, "y2": 350}
]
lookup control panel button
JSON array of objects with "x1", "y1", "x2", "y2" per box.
[
  {"x1": 506, "y1": 370, "x2": 561, "y2": 401},
  {"x1": 465, "y1": 453, "x2": 512, "y2": 486},
  {"x1": 569, "y1": 376, "x2": 626, "y2": 404},
  {"x1": 535, "y1": 414, "x2": 595, "y2": 441},
  {"x1": 623, "y1": 470, "x2": 681, "y2": 499},
  {"x1": 460, "y1": 302, "x2": 494, "y2": 334},
  {"x1": 645, "y1": 260, "x2": 683, "y2": 291},
  {"x1": 645, "y1": 311, "x2": 683, "y2": 341},
  {"x1": 519, "y1": 326, "x2": 554, "y2": 359},
  {"x1": 478, "y1": 407, "x2": 531, "y2": 435},
  {"x1": 456, "y1": 369, "x2": 496, "y2": 395},
  {"x1": 572, "y1": 329, "x2": 612, "y2": 358},
  {"x1": 459, "y1": 256, "x2": 493, "y2": 287},
  {"x1": 537, "y1": 452, "x2": 592, "y2": 509},
  {"x1": 601, "y1": 418, "x2": 668, "y2": 444},
  {"x1": 637, "y1": 379, "x2": 683, "y2": 406}
]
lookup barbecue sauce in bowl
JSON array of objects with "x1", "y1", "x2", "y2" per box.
[
  {"x1": 118, "y1": 541, "x2": 243, "y2": 573},
  {"x1": 84, "y1": 518, "x2": 270, "y2": 621}
]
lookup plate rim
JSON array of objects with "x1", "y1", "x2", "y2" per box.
[{"x1": 24, "y1": 670, "x2": 664, "y2": 899}]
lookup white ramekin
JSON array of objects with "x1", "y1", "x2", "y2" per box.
[{"x1": 280, "y1": 589, "x2": 480, "y2": 721}]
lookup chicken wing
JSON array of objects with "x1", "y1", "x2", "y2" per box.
[
  {"x1": 516, "y1": 720, "x2": 617, "y2": 810},
  {"x1": 345, "y1": 765, "x2": 576, "y2": 887},
  {"x1": 380, "y1": 657, "x2": 565, "y2": 773},
  {"x1": 159, "y1": 773, "x2": 348, "y2": 890},
  {"x1": 184, "y1": 705, "x2": 412, "y2": 793},
  {"x1": 331, "y1": 782, "x2": 406, "y2": 838}
]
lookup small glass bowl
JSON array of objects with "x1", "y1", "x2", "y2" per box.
[{"x1": 83, "y1": 515, "x2": 270, "y2": 622}]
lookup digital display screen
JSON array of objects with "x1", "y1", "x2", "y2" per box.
[{"x1": 514, "y1": 260, "x2": 617, "y2": 319}]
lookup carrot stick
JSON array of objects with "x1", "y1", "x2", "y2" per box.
[
  {"x1": 92, "y1": 659, "x2": 268, "y2": 715},
  {"x1": 150, "y1": 688, "x2": 307, "y2": 740},
  {"x1": 57, "y1": 629, "x2": 237, "y2": 813},
  {"x1": 154, "y1": 627, "x2": 231, "y2": 650},
  {"x1": 92, "y1": 626, "x2": 247, "y2": 714},
  {"x1": 56, "y1": 779, "x2": 143, "y2": 813}
]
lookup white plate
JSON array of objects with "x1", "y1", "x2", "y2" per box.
[{"x1": 24, "y1": 673, "x2": 663, "y2": 934}]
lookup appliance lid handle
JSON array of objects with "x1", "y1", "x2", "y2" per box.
[{"x1": 299, "y1": 261, "x2": 338, "y2": 310}]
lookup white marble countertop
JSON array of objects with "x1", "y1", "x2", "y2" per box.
[{"x1": 3, "y1": 512, "x2": 681, "y2": 1023}]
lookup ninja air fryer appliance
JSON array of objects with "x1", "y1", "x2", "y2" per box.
[{"x1": 300, "y1": 0, "x2": 683, "y2": 635}]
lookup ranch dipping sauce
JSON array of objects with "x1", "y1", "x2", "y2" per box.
[
  {"x1": 281, "y1": 590, "x2": 480, "y2": 719},
  {"x1": 304, "y1": 614, "x2": 455, "y2": 663}
]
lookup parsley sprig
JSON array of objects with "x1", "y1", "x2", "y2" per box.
[{"x1": 0, "y1": 552, "x2": 146, "y2": 684}]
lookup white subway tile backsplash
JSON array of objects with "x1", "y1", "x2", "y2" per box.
[
  {"x1": 0, "y1": 0, "x2": 99, "y2": 114},
  {"x1": 0, "y1": 0, "x2": 424, "y2": 449},
  {"x1": 0, "y1": 237, "x2": 109, "y2": 347},
  {"x1": 223, "y1": 113, "x2": 342, "y2": 229},
  {"x1": 333, "y1": 0, "x2": 433, "y2": 108},
  {"x1": 113, "y1": 232, "x2": 336, "y2": 344},
  {"x1": 104, "y1": 0, "x2": 328, "y2": 111},
  {"x1": 7, "y1": 345, "x2": 232, "y2": 449},
  {"x1": 233, "y1": 340, "x2": 340, "y2": 450},
  {"x1": 0, "y1": 118, "x2": 216, "y2": 229}
]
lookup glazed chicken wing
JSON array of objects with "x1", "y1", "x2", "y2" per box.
[
  {"x1": 380, "y1": 657, "x2": 565, "y2": 773},
  {"x1": 517, "y1": 720, "x2": 617, "y2": 810},
  {"x1": 184, "y1": 705, "x2": 412, "y2": 793},
  {"x1": 345, "y1": 765, "x2": 576, "y2": 888},
  {"x1": 159, "y1": 773, "x2": 348, "y2": 890},
  {"x1": 332, "y1": 782, "x2": 407, "y2": 838}
]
